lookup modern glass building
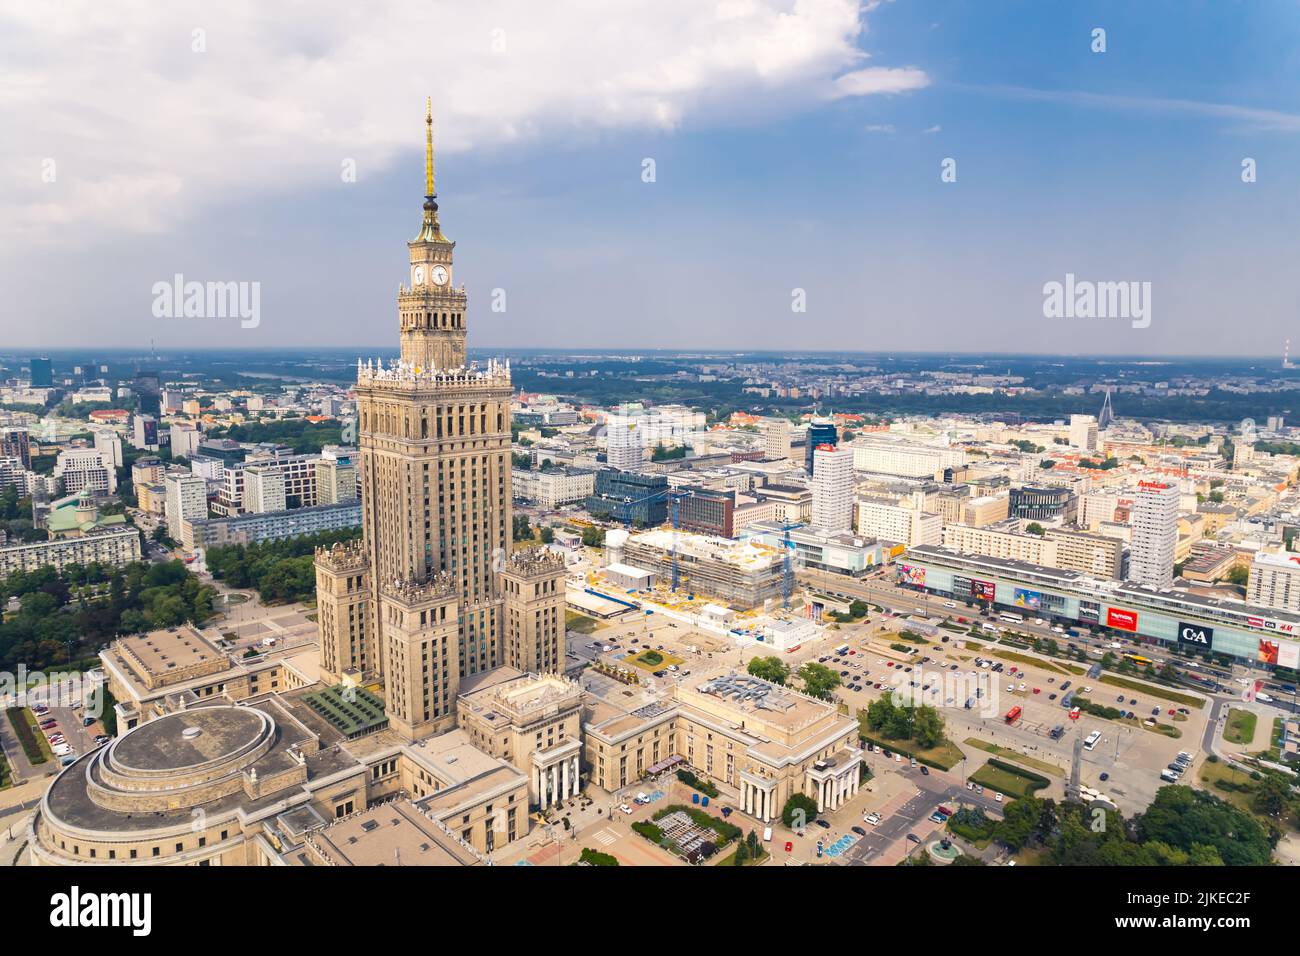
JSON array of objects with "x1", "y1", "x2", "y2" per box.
[
  {"x1": 584, "y1": 468, "x2": 668, "y2": 526},
  {"x1": 804, "y1": 422, "x2": 837, "y2": 475},
  {"x1": 898, "y1": 544, "x2": 1300, "y2": 670},
  {"x1": 29, "y1": 357, "x2": 53, "y2": 387}
]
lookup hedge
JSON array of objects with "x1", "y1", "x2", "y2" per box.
[
  {"x1": 5, "y1": 707, "x2": 48, "y2": 764},
  {"x1": 985, "y1": 758, "x2": 1050, "y2": 794},
  {"x1": 631, "y1": 821, "x2": 664, "y2": 843},
  {"x1": 676, "y1": 768, "x2": 719, "y2": 798}
]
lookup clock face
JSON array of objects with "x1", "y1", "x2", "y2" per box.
[
  {"x1": 413, "y1": 266, "x2": 425, "y2": 286},
  {"x1": 431, "y1": 265, "x2": 449, "y2": 286}
]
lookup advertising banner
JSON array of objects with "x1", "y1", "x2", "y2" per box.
[
  {"x1": 899, "y1": 564, "x2": 926, "y2": 587},
  {"x1": 1258, "y1": 640, "x2": 1280, "y2": 666},
  {"x1": 1013, "y1": 587, "x2": 1042, "y2": 610},
  {"x1": 1106, "y1": 607, "x2": 1138, "y2": 632},
  {"x1": 1279, "y1": 642, "x2": 1300, "y2": 670},
  {"x1": 970, "y1": 579, "x2": 996, "y2": 602},
  {"x1": 1176, "y1": 621, "x2": 1214, "y2": 651},
  {"x1": 1078, "y1": 601, "x2": 1100, "y2": 622}
]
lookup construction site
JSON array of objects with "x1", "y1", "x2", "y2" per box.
[{"x1": 620, "y1": 528, "x2": 785, "y2": 609}]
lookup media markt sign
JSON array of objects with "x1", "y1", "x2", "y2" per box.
[{"x1": 1177, "y1": 621, "x2": 1213, "y2": 651}]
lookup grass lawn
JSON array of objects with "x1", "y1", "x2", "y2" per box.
[
  {"x1": 629, "y1": 648, "x2": 684, "y2": 670},
  {"x1": 1225, "y1": 709, "x2": 1259, "y2": 745},
  {"x1": 565, "y1": 610, "x2": 600, "y2": 634},
  {"x1": 0, "y1": 750, "x2": 11, "y2": 790},
  {"x1": 1195, "y1": 760, "x2": 1281, "y2": 827},
  {"x1": 969, "y1": 760, "x2": 1048, "y2": 799},
  {"x1": 963, "y1": 738, "x2": 1065, "y2": 777},
  {"x1": 1097, "y1": 674, "x2": 1204, "y2": 707},
  {"x1": 858, "y1": 719, "x2": 966, "y2": 771},
  {"x1": 992, "y1": 650, "x2": 1082, "y2": 676}
]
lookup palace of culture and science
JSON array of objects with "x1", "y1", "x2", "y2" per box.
[{"x1": 314, "y1": 104, "x2": 567, "y2": 739}]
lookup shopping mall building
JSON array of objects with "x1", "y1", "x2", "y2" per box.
[{"x1": 898, "y1": 544, "x2": 1300, "y2": 671}]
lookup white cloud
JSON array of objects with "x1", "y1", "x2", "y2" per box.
[
  {"x1": 865, "y1": 124, "x2": 896, "y2": 133},
  {"x1": 0, "y1": 0, "x2": 926, "y2": 244},
  {"x1": 922, "y1": 124, "x2": 941, "y2": 133},
  {"x1": 830, "y1": 66, "x2": 929, "y2": 99}
]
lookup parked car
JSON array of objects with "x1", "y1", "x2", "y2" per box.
[
  {"x1": 864, "y1": 812, "x2": 882, "y2": 826},
  {"x1": 618, "y1": 804, "x2": 633, "y2": 814}
]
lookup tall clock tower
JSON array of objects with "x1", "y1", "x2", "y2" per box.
[
  {"x1": 399, "y1": 101, "x2": 468, "y2": 372},
  {"x1": 316, "y1": 102, "x2": 515, "y2": 740}
]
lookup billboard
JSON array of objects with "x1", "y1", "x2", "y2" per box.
[
  {"x1": 1176, "y1": 621, "x2": 1214, "y2": 651},
  {"x1": 970, "y1": 579, "x2": 996, "y2": 602},
  {"x1": 899, "y1": 564, "x2": 926, "y2": 587},
  {"x1": 1280, "y1": 642, "x2": 1300, "y2": 670},
  {"x1": 1258, "y1": 640, "x2": 1280, "y2": 666},
  {"x1": 1106, "y1": 607, "x2": 1138, "y2": 632},
  {"x1": 1013, "y1": 587, "x2": 1042, "y2": 610}
]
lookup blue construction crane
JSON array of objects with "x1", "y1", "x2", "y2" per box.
[{"x1": 777, "y1": 518, "x2": 801, "y2": 609}]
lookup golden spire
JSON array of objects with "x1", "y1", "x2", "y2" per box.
[{"x1": 425, "y1": 97, "x2": 435, "y2": 198}]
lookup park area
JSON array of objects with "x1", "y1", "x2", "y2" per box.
[{"x1": 968, "y1": 758, "x2": 1050, "y2": 799}]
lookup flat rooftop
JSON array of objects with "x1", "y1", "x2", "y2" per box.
[
  {"x1": 116, "y1": 625, "x2": 223, "y2": 681},
  {"x1": 292, "y1": 800, "x2": 480, "y2": 867}
]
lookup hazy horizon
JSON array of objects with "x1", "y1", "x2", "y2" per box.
[{"x1": 4, "y1": 1, "x2": 1299, "y2": 356}]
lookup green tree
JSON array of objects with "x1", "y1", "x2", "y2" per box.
[
  {"x1": 747, "y1": 655, "x2": 790, "y2": 685},
  {"x1": 797, "y1": 662, "x2": 841, "y2": 701},
  {"x1": 782, "y1": 793, "x2": 818, "y2": 828}
]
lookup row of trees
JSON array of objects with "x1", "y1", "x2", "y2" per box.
[
  {"x1": 207, "y1": 418, "x2": 343, "y2": 454},
  {"x1": 964, "y1": 786, "x2": 1274, "y2": 866},
  {"x1": 0, "y1": 560, "x2": 215, "y2": 671},
  {"x1": 205, "y1": 528, "x2": 360, "y2": 603},
  {"x1": 862, "y1": 696, "x2": 946, "y2": 750},
  {"x1": 746, "y1": 655, "x2": 842, "y2": 701}
]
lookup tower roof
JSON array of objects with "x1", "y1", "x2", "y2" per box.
[{"x1": 414, "y1": 97, "x2": 448, "y2": 243}]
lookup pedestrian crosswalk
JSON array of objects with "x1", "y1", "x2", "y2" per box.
[{"x1": 592, "y1": 828, "x2": 617, "y2": 846}]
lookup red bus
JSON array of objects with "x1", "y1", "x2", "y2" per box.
[{"x1": 1004, "y1": 705, "x2": 1022, "y2": 724}]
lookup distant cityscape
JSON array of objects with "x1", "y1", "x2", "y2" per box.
[{"x1": 2, "y1": 140, "x2": 1296, "y2": 872}]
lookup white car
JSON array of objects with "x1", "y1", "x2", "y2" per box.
[
  {"x1": 944, "y1": 602, "x2": 956, "y2": 609},
  {"x1": 993, "y1": 792, "x2": 1003, "y2": 803},
  {"x1": 1051, "y1": 626, "x2": 1064, "y2": 634},
  {"x1": 864, "y1": 812, "x2": 882, "y2": 826},
  {"x1": 618, "y1": 803, "x2": 634, "y2": 815},
  {"x1": 1108, "y1": 642, "x2": 1122, "y2": 649},
  {"x1": 1082, "y1": 686, "x2": 1092, "y2": 693}
]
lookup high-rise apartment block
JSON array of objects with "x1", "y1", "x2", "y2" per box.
[
  {"x1": 811, "y1": 445, "x2": 854, "y2": 533},
  {"x1": 761, "y1": 418, "x2": 792, "y2": 461},
  {"x1": 164, "y1": 471, "x2": 209, "y2": 532},
  {"x1": 242, "y1": 464, "x2": 287, "y2": 514},
  {"x1": 1069, "y1": 414, "x2": 1099, "y2": 452},
  {"x1": 1128, "y1": 480, "x2": 1179, "y2": 587}
]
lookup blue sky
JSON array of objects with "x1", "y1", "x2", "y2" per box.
[{"x1": 3, "y1": 0, "x2": 1299, "y2": 355}]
